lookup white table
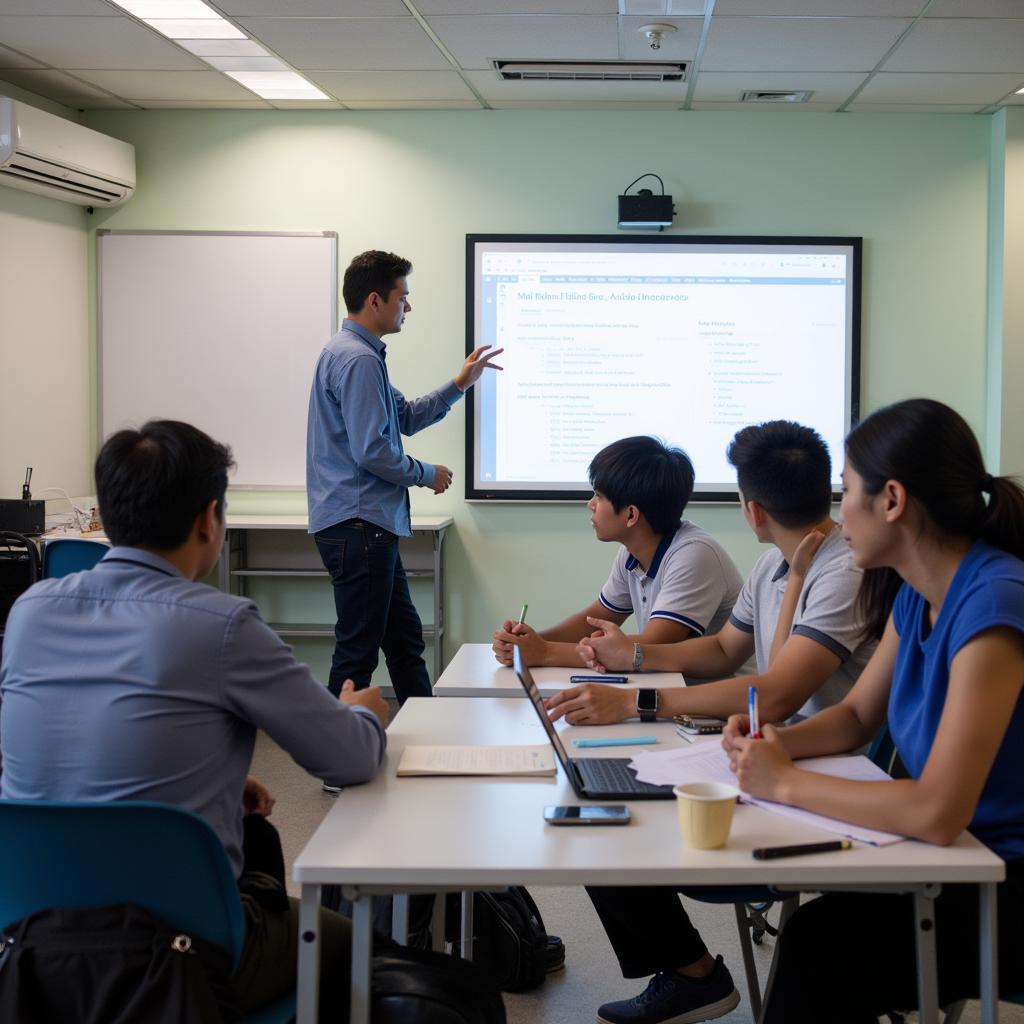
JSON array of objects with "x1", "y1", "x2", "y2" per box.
[
  {"x1": 435, "y1": 641, "x2": 687, "y2": 697},
  {"x1": 293, "y1": 697, "x2": 1003, "y2": 1024}
]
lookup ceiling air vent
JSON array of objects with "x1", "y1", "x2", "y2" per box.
[
  {"x1": 740, "y1": 90, "x2": 813, "y2": 104},
  {"x1": 495, "y1": 60, "x2": 687, "y2": 82}
]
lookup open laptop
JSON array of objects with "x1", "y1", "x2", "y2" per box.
[{"x1": 513, "y1": 648, "x2": 674, "y2": 801}]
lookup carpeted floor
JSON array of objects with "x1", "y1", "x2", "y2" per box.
[{"x1": 252, "y1": 730, "x2": 1022, "y2": 1024}]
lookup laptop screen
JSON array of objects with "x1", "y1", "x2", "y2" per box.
[{"x1": 513, "y1": 647, "x2": 573, "y2": 773}]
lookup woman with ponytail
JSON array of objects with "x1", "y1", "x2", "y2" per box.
[{"x1": 726, "y1": 398, "x2": 1024, "y2": 1023}]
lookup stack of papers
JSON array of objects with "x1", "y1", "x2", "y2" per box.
[
  {"x1": 628, "y1": 745, "x2": 904, "y2": 846},
  {"x1": 397, "y1": 744, "x2": 556, "y2": 777}
]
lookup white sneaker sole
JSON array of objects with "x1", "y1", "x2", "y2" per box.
[{"x1": 597, "y1": 987, "x2": 740, "y2": 1024}]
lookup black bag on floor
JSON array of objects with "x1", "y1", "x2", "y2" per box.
[{"x1": 373, "y1": 945, "x2": 506, "y2": 1024}]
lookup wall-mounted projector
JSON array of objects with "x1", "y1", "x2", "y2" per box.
[{"x1": 617, "y1": 189, "x2": 674, "y2": 230}]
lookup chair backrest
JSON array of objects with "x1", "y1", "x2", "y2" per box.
[
  {"x1": 41, "y1": 537, "x2": 108, "y2": 578},
  {"x1": 0, "y1": 800, "x2": 246, "y2": 967},
  {"x1": 0, "y1": 531, "x2": 40, "y2": 633}
]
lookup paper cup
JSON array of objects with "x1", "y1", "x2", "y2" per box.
[{"x1": 673, "y1": 782, "x2": 739, "y2": 849}]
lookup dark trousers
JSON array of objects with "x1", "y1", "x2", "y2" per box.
[
  {"x1": 587, "y1": 886, "x2": 709, "y2": 977},
  {"x1": 763, "y1": 861, "x2": 1024, "y2": 1023},
  {"x1": 314, "y1": 519, "x2": 431, "y2": 705}
]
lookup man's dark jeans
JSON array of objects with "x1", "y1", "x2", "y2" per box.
[{"x1": 314, "y1": 519, "x2": 432, "y2": 705}]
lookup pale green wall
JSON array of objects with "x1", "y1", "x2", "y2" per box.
[{"x1": 80, "y1": 108, "x2": 992, "y2": 677}]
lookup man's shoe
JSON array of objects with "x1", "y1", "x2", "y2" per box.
[
  {"x1": 321, "y1": 781, "x2": 343, "y2": 794},
  {"x1": 544, "y1": 934, "x2": 566, "y2": 973},
  {"x1": 596, "y1": 955, "x2": 740, "y2": 1024}
]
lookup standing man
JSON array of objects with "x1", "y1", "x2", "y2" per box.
[{"x1": 307, "y1": 250, "x2": 501, "y2": 709}]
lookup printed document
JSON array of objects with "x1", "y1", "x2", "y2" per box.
[{"x1": 397, "y1": 744, "x2": 556, "y2": 777}]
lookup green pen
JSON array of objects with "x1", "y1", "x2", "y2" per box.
[{"x1": 518, "y1": 603, "x2": 528, "y2": 625}]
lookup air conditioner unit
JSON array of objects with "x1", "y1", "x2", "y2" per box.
[{"x1": 0, "y1": 97, "x2": 135, "y2": 207}]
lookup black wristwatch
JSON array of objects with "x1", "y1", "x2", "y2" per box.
[{"x1": 636, "y1": 688, "x2": 659, "y2": 723}]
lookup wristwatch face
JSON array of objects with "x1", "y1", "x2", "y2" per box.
[{"x1": 636, "y1": 688, "x2": 658, "y2": 717}]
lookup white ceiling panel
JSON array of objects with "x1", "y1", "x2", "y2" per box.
[
  {"x1": 715, "y1": 0, "x2": 920, "y2": 13},
  {"x1": 702, "y1": 16, "x2": 912, "y2": 72},
  {"x1": 624, "y1": 1, "x2": 708, "y2": 13},
  {"x1": 464, "y1": 68, "x2": 688, "y2": 101},
  {"x1": 215, "y1": 0, "x2": 410, "y2": 14},
  {"x1": 926, "y1": 0, "x2": 1024, "y2": 16},
  {"x1": 342, "y1": 99, "x2": 482, "y2": 108},
  {"x1": 694, "y1": 70, "x2": 864, "y2": 102},
  {"x1": 426, "y1": 15, "x2": 620, "y2": 70},
  {"x1": 846, "y1": 103, "x2": 985, "y2": 113},
  {"x1": 415, "y1": 0, "x2": 615, "y2": 12},
  {"x1": 0, "y1": 0, "x2": 116, "y2": 13},
  {"x1": 1007, "y1": 91, "x2": 1024, "y2": 104},
  {"x1": 265, "y1": 98, "x2": 342, "y2": 107},
  {"x1": 885, "y1": 18, "x2": 1024, "y2": 73},
  {"x1": 0, "y1": 68, "x2": 136, "y2": 106},
  {"x1": 138, "y1": 98, "x2": 272, "y2": 106},
  {"x1": 73, "y1": 69, "x2": 259, "y2": 100},
  {"x1": 618, "y1": 16, "x2": 703, "y2": 59},
  {"x1": 306, "y1": 70, "x2": 476, "y2": 101},
  {"x1": 857, "y1": 72, "x2": 1024, "y2": 105},
  {"x1": 234, "y1": 16, "x2": 450, "y2": 70},
  {"x1": 690, "y1": 99, "x2": 841, "y2": 110},
  {"x1": 0, "y1": 42, "x2": 42, "y2": 68},
  {"x1": 0, "y1": 15, "x2": 204, "y2": 70}
]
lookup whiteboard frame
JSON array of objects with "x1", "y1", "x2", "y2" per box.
[{"x1": 97, "y1": 229, "x2": 338, "y2": 491}]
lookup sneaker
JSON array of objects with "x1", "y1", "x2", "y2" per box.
[
  {"x1": 597, "y1": 955, "x2": 740, "y2": 1024},
  {"x1": 545, "y1": 934, "x2": 566, "y2": 973},
  {"x1": 321, "y1": 781, "x2": 343, "y2": 794}
]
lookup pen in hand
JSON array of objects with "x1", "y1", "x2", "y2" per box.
[
  {"x1": 516, "y1": 603, "x2": 528, "y2": 629},
  {"x1": 748, "y1": 685, "x2": 761, "y2": 739}
]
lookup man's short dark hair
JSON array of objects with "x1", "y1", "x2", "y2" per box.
[
  {"x1": 342, "y1": 250, "x2": 412, "y2": 313},
  {"x1": 95, "y1": 420, "x2": 235, "y2": 550},
  {"x1": 726, "y1": 420, "x2": 832, "y2": 528},
  {"x1": 588, "y1": 436, "x2": 695, "y2": 536}
]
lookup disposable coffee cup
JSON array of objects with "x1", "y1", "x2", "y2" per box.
[{"x1": 673, "y1": 782, "x2": 739, "y2": 850}]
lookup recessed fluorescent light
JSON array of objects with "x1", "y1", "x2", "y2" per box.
[
  {"x1": 114, "y1": 0, "x2": 218, "y2": 16},
  {"x1": 206, "y1": 55, "x2": 289, "y2": 72},
  {"x1": 1017, "y1": 87, "x2": 1024, "y2": 95},
  {"x1": 225, "y1": 71, "x2": 329, "y2": 100},
  {"x1": 178, "y1": 39, "x2": 268, "y2": 57},
  {"x1": 145, "y1": 18, "x2": 246, "y2": 39}
]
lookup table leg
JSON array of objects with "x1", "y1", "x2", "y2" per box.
[
  {"x1": 914, "y1": 884, "x2": 940, "y2": 1024},
  {"x1": 297, "y1": 883, "x2": 321, "y2": 1024},
  {"x1": 350, "y1": 893, "x2": 374, "y2": 1024},
  {"x1": 460, "y1": 891, "x2": 474, "y2": 961},
  {"x1": 392, "y1": 894, "x2": 410, "y2": 945},
  {"x1": 979, "y1": 882, "x2": 999, "y2": 1024}
]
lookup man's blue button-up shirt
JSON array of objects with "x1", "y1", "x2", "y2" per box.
[{"x1": 306, "y1": 319, "x2": 462, "y2": 536}]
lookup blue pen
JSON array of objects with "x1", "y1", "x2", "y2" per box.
[
  {"x1": 748, "y1": 685, "x2": 761, "y2": 739},
  {"x1": 572, "y1": 736, "x2": 658, "y2": 748}
]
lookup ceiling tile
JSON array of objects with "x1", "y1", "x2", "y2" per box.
[
  {"x1": 426, "y1": 14, "x2": 620, "y2": 70},
  {"x1": 694, "y1": 70, "x2": 865, "y2": 102},
  {"x1": 416, "y1": 0, "x2": 615, "y2": 11},
  {"x1": 884, "y1": 18, "x2": 1024, "y2": 73},
  {"x1": 926, "y1": 1, "x2": 1024, "y2": 15},
  {"x1": 715, "y1": 0, "x2": 920, "y2": 13},
  {"x1": 234, "y1": 16, "x2": 450, "y2": 70},
  {"x1": 216, "y1": 0, "x2": 409, "y2": 14},
  {"x1": 1006, "y1": 91, "x2": 1024, "y2": 104},
  {"x1": 342, "y1": 99, "x2": 482, "y2": 108},
  {"x1": 702, "y1": 16, "x2": 912, "y2": 72},
  {"x1": 0, "y1": 15, "x2": 204, "y2": 70},
  {"x1": 689, "y1": 99, "x2": 841, "y2": 110},
  {"x1": 846, "y1": 103, "x2": 985, "y2": 113},
  {"x1": 0, "y1": 68, "x2": 136, "y2": 107},
  {"x1": 857, "y1": 72, "x2": 1024, "y2": 105},
  {"x1": 464, "y1": 68, "x2": 688, "y2": 101},
  {"x1": 306, "y1": 70, "x2": 476, "y2": 101},
  {"x1": 0, "y1": 42, "x2": 42, "y2": 68},
  {"x1": 72, "y1": 69, "x2": 259, "y2": 100},
  {"x1": 137, "y1": 98, "x2": 272, "y2": 107},
  {"x1": 265, "y1": 98, "x2": 343, "y2": 108},
  {"x1": 618, "y1": 16, "x2": 703, "y2": 59},
  {"x1": 0, "y1": 0, "x2": 116, "y2": 13}
]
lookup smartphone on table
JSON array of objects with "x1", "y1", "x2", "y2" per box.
[
  {"x1": 673, "y1": 714, "x2": 726, "y2": 735},
  {"x1": 543, "y1": 805, "x2": 631, "y2": 825}
]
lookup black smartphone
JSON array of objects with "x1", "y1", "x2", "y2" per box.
[
  {"x1": 673, "y1": 714, "x2": 726, "y2": 735},
  {"x1": 569, "y1": 674, "x2": 628, "y2": 684},
  {"x1": 543, "y1": 805, "x2": 631, "y2": 826}
]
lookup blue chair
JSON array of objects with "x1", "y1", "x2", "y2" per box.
[
  {"x1": 41, "y1": 536, "x2": 108, "y2": 578},
  {"x1": 0, "y1": 800, "x2": 295, "y2": 1024}
]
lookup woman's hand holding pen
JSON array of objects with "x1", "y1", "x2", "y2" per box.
[{"x1": 730, "y1": 723, "x2": 797, "y2": 802}]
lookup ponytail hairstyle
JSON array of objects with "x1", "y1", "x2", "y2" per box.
[{"x1": 844, "y1": 398, "x2": 1024, "y2": 640}]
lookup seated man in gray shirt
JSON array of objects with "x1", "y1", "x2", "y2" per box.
[
  {"x1": 544, "y1": 421, "x2": 880, "y2": 1024},
  {"x1": 0, "y1": 419, "x2": 387, "y2": 1022}
]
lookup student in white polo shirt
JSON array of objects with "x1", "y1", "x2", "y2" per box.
[{"x1": 491, "y1": 436, "x2": 743, "y2": 669}]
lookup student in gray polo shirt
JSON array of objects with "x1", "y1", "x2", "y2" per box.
[
  {"x1": 545, "y1": 421, "x2": 879, "y2": 1024},
  {"x1": 491, "y1": 436, "x2": 743, "y2": 669}
]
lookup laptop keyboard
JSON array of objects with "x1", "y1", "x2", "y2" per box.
[{"x1": 575, "y1": 756, "x2": 670, "y2": 794}]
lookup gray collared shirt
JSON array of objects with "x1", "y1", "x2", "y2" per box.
[
  {"x1": 0, "y1": 547, "x2": 386, "y2": 876},
  {"x1": 306, "y1": 319, "x2": 463, "y2": 536}
]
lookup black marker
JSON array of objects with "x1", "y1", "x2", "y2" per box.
[{"x1": 752, "y1": 839, "x2": 851, "y2": 860}]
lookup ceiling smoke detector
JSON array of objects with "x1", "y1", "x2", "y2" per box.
[{"x1": 639, "y1": 23, "x2": 677, "y2": 51}]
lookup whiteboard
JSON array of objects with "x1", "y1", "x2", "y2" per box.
[{"x1": 99, "y1": 230, "x2": 337, "y2": 488}]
